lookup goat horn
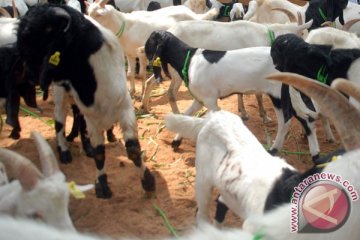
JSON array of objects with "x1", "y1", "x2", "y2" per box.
[
  {"x1": 52, "y1": 7, "x2": 72, "y2": 32},
  {"x1": 271, "y1": 8, "x2": 297, "y2": 22},
  {"x1": 0, "y1": 148, "x2": 43, "y2": 190},
  {"x1": 11, "y1": 0, "x2": 18, "y2": 18},
  {"x1": 331, "y1": 79, "x2": 360, "y2": 103},
  {"x1": 267, "y1": 72, "x2": 360, "y2": 151},
  {"x1": 31, "y1": 131, "x2": 59, "y2": 177},
  {"x1": 0, "y1": 7, "x2": 11, "y2": 18},
  {"x1": 99, "y1": 0, "x2": 109, "y2": 8},
  {"x1": 342, "y1": 18, "x2": 360, "y2": 31},
  {"x1": 321, "y1": 21, "x2": 334, "y2": 27},
  {"x1": 297, "y1": 11, "x2": 302, "y2": 26}
]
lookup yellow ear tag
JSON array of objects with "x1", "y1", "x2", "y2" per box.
[
  {"x1": 153, "y1": 57, "x2": 161, "y2": 67},
  {"x1": 67, "y1": 181, "x2": 86, "y2": 199},
  {"x1": 49, "y1": 51, "x2": 61, "y2": 66}
]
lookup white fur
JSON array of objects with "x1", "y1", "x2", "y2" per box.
[
  {"x1": 0, "y1": 162, "x2": 8, "y2": 186},
  {"x1": 87, "y1": 3, "x2": 219, "y2": 97},
  {"x1": 165, "y1": 110, "x2": 296, "y2": 225},
  {"x1": 0, "y1": 17, "x2": 18, "y2": 46}
]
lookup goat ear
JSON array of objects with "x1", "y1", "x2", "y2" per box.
[
  {"x1": 0, "y1": 148, "x2": 43, "y2": 191},
  {"x1": 52, "y1": 7, "x2": 72, "y2": 33},
  {"x1": 99, "y1": 0, "x2": 109, "y2": 8},
  {"x1": 31, "y1": 132, "x2": 59, "y2": 177}
]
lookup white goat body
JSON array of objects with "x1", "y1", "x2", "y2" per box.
[
  {"x1": 87, "y1": 1, "x2": 219, "y2": 96},
  {"x1": 306, "y1": 26, "x2": 360, "y2": 48},
  {"x1": 165, "y1": 110, "x2": 296, "y2": 224}
]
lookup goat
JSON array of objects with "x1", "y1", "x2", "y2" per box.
[
  {"x1": 0, "y1": 43, "x2": 37, "y2": 139},
  {"x1": 140, "y1": 15, "x2": 312, "y2": 122},
  {"x1": 270, "y1": 33, "x2": 360, "y2": 160},
  {"x1": 145, "y1": 30, "x2": 299, "y2": 150},
  {"x1": 17, "y1": 4, "x2": 156, "y2": 198},
  {"x1": 244, "y1": 0, "x2": 348, "y2": 31},
  {"x1": 86, "y1": 0, "x2": 219, "y2": 97},
  {"x1": 0, "y1": 131, "x2": 94, "y2": 231}
]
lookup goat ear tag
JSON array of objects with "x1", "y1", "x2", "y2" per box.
[
  {"x1": 67, "y1": 181, "x2": 86, "y2": 199},
  {"x1": 49, "y1": 51, "x2": 61, "y2": 66},
  {"x1": 153, "y1": 57, "x2": 161, "y2": 67}
]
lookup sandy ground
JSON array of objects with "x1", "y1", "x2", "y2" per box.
[{"x1": 0, "y1": 77, "x2": 342, "y2": 239}]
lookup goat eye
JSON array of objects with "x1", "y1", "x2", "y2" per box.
[
  {"x1": 44, "y1": 26, "x2": 52, "y2": 32},
  {"x1": 28, "y1": 212, "x2": 43, "y2": 220}
]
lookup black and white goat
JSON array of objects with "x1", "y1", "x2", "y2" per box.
[
  {"x1": 144, "y1": 30, "x2": 283, "y2": 149},
  {"x1": 140, "y1": 15, "x2": 312, "y2": 121},
  {"x1": 16, "y1": 4, "x2": 156, "y2": 198},
  {"x1": 270, "y1": 33, "x2": 360, "y2": 161},
  {"x1": 0, "y1": 43, "x2": 37, "y2": 139}
]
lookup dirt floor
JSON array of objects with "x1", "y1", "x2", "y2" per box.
[{"x1": 0, "y1": 77, "x2": 342, "y2": 239}]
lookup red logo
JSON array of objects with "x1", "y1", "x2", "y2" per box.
[{"x1": 300, "y1": 182, "x2": 350, "y2": 232}]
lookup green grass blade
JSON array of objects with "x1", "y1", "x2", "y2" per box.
[{"x1": 153, "y1": 204, "x2": 178, "y2": 238}]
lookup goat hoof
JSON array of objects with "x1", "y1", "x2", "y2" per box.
[
  {"x1": 312, "y1": 154, "x2": 320, "y2": 162},
  {"x1": 84, "y1": 145, "x2": 94, "y2": 158},
  {"x1": 106, "y1": 132, "x2": 117, "y2": 143},
  {"x1": 240, "y1": 114, "x2": 249, "y2": 121},
  {"x1": 95, "y1": 174, "x2": 112, "y2": 199},
  {"x1": 9, "y1": 130, "x2": 20, "y2": 139},
  {"x1": 66, "y1": 133, "x2": 77, "y2": 142},
  {"x1": 268, "y1": 148, "x2": 278, "y2": 156},
  {"x1": 58, "y1": 148, "x2": 73, "y2": 164},
  {"x1": 171, "y1": 139, "x2": 182, "y2": 150},
  {"x1": 262, "y1": 116, "x2": 272, "y2": 124},
  {"x1": 141, "y1": 168, "x2": 156, "y2": 193}
]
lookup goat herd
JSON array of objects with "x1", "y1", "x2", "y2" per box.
[{"x1": 1, "y1": 0, "x2": 360, "y2": 239}]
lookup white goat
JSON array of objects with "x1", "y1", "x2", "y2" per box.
[
  {"x1": 87, "y1": 0, "x2": 219, "y2": 97},
  {"x1": 140, "y1": 16, "x2": 312, "y2": 122},
  {"x1": 165, "y1": 109, "x2": 297, "y2": 225},
  {"x1": 0, "y1": 131, "x2": 93, "y2": 231}
]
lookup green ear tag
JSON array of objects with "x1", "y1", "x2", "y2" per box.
[{"x1": 49, "y1": 51, "x2": 61, "y2": 66}]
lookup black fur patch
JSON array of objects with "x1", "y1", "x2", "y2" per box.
[
  {"x1": 202, "y1": 50, "x2": 226, "y2": 63},
  {"x1": 305, "y1": 0, "x2": 348, "y2": 30}
]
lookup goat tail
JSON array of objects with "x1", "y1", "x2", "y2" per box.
[
  {"x1": 199, "y1": 7, "x2": 219, "y2": 20},
  {"x1": 165, "y1": 113, "x2": 206, "y2": 141}
]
